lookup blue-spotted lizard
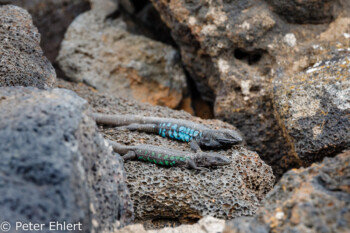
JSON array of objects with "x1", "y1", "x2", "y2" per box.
[{"x1": 92, "y1": 113, "x2": 243, "y2": 151}]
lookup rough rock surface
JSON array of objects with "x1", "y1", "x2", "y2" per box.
[
  {"x1": 122, "y1": 147, "x2": 271, "y2": 221},
  {"x1": 149, "y1": 0, "x2": 350, "y2": 176},
  {"x1": 224, "y1": 151, "x2": 350, "y2": 233},
  {"x1": 265, "y1": 0, "x2": 343, "y2": 24},
  {"x1": 273, "y1": 52, "x2": 350, "y2": 166},
  {"x1": 58, "y1": 79, "x2": 275, "y2": 226},
  {"x1": 0, "y1": 0, "x2": 91, "y2": 62},
  {"x1": 57, "y1": 0, "x2": 187, "y2": 109},
  {"x1": 116, "y1": 216, "x2": 226, "y2": 233},
  {"x1": 0, "y1": 5, "x2": 56, "y2": 89},
  {"x1": 0, "y1": 87, "x2": 133, "y2": 232}
]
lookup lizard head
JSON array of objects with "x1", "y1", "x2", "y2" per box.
[
  {"x1": 200, "y1": 129, "x2": 243, "y2": 148},
  {"x1": 194, "y1": 152, "x2": 231, "y2": 167}
]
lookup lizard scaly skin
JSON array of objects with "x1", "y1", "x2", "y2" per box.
[
  {"x1": 92, "y1": 113, "x2": 243, "y2": 151},
  {"x1": 107, "y1": 140, "x2": 231, "y2": 169}
]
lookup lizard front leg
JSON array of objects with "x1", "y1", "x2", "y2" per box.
[
  {"x1": 189, "y1": 140, "x2": 201, "y2": 152},
  {"x1": 187, "y1": 160, "x2": 203, "y2": 170},
  {"x1": 122, "y1": 151, "x2": 136, "y2": 161}
]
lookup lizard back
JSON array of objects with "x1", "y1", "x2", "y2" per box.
[
  {"x1": 92, "y1": 113, "x2": 209, "y2": 130},
  {"x1": 133, "y1": 145, "x2": 192, "y2": 167},
  {"x1": 92, "y1": 113, "x2": 209, "y2": 142}
]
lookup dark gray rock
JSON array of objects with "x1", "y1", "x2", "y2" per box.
[
  {"x1": 0, "y1": 0, "x2": 91, "y2": 62},
  {"x1": 0, "y1": 87, "x2": 133, "y2": 232},
  {"x1": 265, "y1": 0, "x2": 344, "y2": 24},
  {"x1": 224, "y1": 151, "x2": 350, "y2": 233},
  {"x1": 0, "y1": 5, "x2": 56, "y2": 89}
]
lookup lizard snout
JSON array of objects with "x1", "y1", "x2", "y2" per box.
[
  {"x1": 216, "y1": 130, "x2": 243, "y2": 145},
  {"x1": 207, "y1": 154, "x2": 231, "y2": 166},
  {"x1": 214, "y1": 155, "x2": 231, "y2": 166}
]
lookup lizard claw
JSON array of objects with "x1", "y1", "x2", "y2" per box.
[{"x1": 190, "y1": 140, "x2": 201, "y2": 152}]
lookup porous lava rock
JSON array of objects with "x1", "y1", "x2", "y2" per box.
[
  {"x1": 0, "y1": 87, "x2": 133, "y2": 232},
  {"x1": 122, "y1": 147, "x2": 272, "y2": 221},
  {"x1": 224, "y1": 150, "x2": 350, "y2": 233},
  {"x1": 58, "y1": 79, "x2": 275, "y2": 226},
  {"x1": 273, "y1": 52, "x2": 350, "y2": 166},
  {"x1": 0, "y1": 5, "x2": 56, "y2": 88},
  {"x1": 148, "y1": 0, "x2": 350, "y2": 177},
  {"x1": 57, "y1": 0, "x2": 187, "y2": 109},
  {"x1": 0, "y1": 0, "x2": 91, "y2": 62}
]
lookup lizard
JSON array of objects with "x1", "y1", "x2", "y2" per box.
[
  {"x1": 107, "y1": 140, "x2": 231, "y2": 169},
  {"x1": 92, "y1": 113, "x2": 243, "y2": 152}
]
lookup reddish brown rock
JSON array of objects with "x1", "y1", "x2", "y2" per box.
[
  {"x1": 273, "y1": 51, "x2": 350, "y2": 166},
  {"x1": 57, "y1": 0, "x2": 187, "y2": 109},
  {"x1": 224, "y1": 151, "x2": 350, "y2": 233},
  {"x1": 149, "y1": 0, "x2": 350, "y2": 176}
]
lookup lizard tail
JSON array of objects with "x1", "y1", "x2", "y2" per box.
[
  {"x1": 91, "y1": 113, "x2": 149, "y2": 126},
  {"x1": 106, "y1": 139, "x2": 130, "y2": 154}
]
